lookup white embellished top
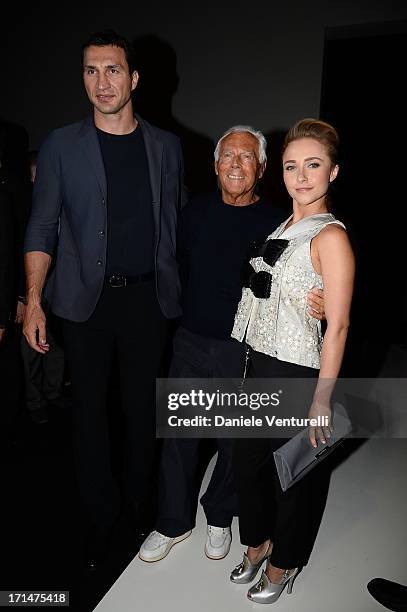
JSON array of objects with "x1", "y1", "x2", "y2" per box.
[{"x1": 231, "y1": 213, "x2": 346, "y2": 369}]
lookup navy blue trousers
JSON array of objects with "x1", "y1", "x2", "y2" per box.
[{"x1": 157, "y1": 326, "x2": 245, "y2": 537}]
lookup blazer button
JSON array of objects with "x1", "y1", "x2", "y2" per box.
[
  {"x1": 98, "y1": 230, "x2": 105, "y2": 236},
  {"x1": 101, "y1": 198, "x2": 105, "y2": 205},
  {"x1": 97, "y1": 259, "x2": 103, "y2": 266}
]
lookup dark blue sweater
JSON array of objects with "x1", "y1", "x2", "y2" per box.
[{"x1": 178, "y1": 191, "x2": 285, "y2": 339}]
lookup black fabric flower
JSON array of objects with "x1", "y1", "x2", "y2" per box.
[
  {"x1": 249, "y1": 237, "x2": 289, "y2": 265},
  {"x1": 242, "y1": 262, "x2": 273, "y2": 299},
  {"x1": 261, "y1": 238, "x2": 289, "y2": 266},
  {"x1": 250, "y1": 271, "x2": 273, "y2": 298},
  {"x1": 241, "y1": 238, "x2": 288, "y2": 299},
  {"x1": 248, "y1": 238, "x2": 267, "y2": 259}
]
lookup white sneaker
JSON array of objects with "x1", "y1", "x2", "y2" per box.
[
  {"x1": 139, "y1": 530, "x2": 192, "y2": 562},
  {"x1": 204, "y1": 525, "x2": 232, "y2": 560}
]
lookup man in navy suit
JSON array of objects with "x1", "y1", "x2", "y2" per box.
[{"x1": 23, "y1": 30, "x2": 186, "y2": 569}]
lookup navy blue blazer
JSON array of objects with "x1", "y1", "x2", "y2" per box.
[{"x1": 24, "y1": 114, "x2": 187, "y2": 322}]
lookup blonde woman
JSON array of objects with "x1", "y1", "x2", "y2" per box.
[{"x1": 230, "y1": 118, "x2": 355, "y2": 604}]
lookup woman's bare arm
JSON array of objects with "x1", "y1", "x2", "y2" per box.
[{"x1": 309, "y1": 224, "x2": 355, "y2": 446}]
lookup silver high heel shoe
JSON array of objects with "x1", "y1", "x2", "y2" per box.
[
  {"x1": 247, "y1": 567, "x2": 300, "y2": 603},
  {"x1": 230, "y1": 550, "x2": 270, "y2": 584}
]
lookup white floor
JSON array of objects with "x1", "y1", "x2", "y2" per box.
[{"x1": 95, "y1": 438, "x2": 407, "y2": 612}]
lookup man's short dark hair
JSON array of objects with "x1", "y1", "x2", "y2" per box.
[{"x1": 81, "y1": 30, "x2": 137, "y2": 75}]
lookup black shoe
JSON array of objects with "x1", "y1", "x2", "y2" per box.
[
  {"x1": 29, "y1": 406, "x2": 49, "y2": 424},
  {"x1": 367, "y1": 578, "x2": 407, "y2": 611},
  {"x1": 83, "y1": 527, "x2": 110, "y2": 572},
  {"x1": 47, "y1": 395, "x2": 70, "y2": 410}
]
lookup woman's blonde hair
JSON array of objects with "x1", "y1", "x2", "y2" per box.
[{"x1": 282, "y1": 118, "x2": 339, "y2": 166}]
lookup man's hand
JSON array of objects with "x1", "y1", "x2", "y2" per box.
[
  {"x1": 23, "y1": 301, "x2": 49, "y2": 353},
  {"x1": 0, "y1": 327, "x2": 5, "y2": 343},
  {"x1": 24, "y1": 251, "x2": 52, "y2": 352},
  {"x1": 308, "y1": 400, "x2": 332, "y2": 448},
  {"x1": 15, "y1": 300, "x2": 26, "y2": 325},
  {"x1": 307, "y1": 287, "x2": 325, "y2": 320}
]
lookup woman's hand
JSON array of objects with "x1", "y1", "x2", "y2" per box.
[{"x1": 308, "y1": 400, "x2": 333, "y2": 448}]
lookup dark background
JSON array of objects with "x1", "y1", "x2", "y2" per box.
[
  {"x1": 321, "y1": 19, "x2": 407, "y2": 373},
  {"x1": 1, "y1": 3, "x2": 407, "y2": 610},
  {"x1": 2, "y1": 1, "x2": 407, "y2": 146}
]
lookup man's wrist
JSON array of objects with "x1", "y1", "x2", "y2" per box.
[{"x1": 26, "y1": 291, "x2": 42, "y2": 307}]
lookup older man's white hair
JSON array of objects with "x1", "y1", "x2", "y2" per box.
[{"x1": 214, "y1": 125, "x2": 267, "y2": 165}]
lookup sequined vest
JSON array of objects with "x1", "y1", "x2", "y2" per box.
[{"x1": 231, "y1": 214, "x2": 346, "y2": 369}]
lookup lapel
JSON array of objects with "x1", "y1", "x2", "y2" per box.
[
  {"x1": 79, "y1": 115, "x2": 107, "y2": 199},
  {"x1": 78, "y1": 113, "x2": 163, "y2": 236},
  {"x1": 135, "y1": 114, "x2": 163, "y2": 234}
]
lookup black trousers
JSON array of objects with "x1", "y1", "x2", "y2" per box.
[
  {"x1": 62, "y1": 280, "x2": 170, "y2": 532},
  {"x1": 21, "y1": 315, "x2": 64, "y2": 411},
  {"x1": 0, "y1": 324, "x2": 23, "y2": 443},
  {"x1": 156, "y1": 326, "x2": 245, "y2": 537},
  {"x1": 233, "y1": 350, "x2": 331, "y2": 568}
]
